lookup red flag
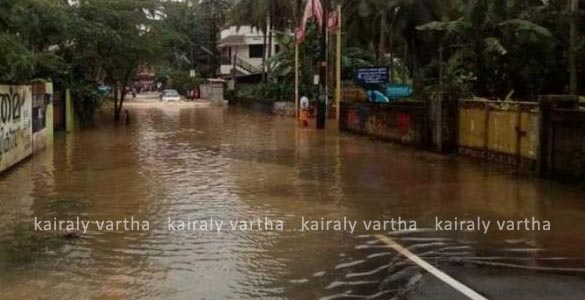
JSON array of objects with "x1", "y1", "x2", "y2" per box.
[
  {"x1": 327, "y1": 10, "x2": 339, "y2": 32},
  {"x1": 302, "y1": 0, "x2": 323, "y2": 30},
  {"x1": 295, "y1": 27, "x2": 305, "y2": 44}
]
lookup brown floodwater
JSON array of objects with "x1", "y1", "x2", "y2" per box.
[{"x1": 1, "y1": 105, "x2": 584, "y2": 300}]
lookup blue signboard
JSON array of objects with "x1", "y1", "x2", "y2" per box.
[{"x1": 356, "y1": 67, "x2": 389, "y2": 86}]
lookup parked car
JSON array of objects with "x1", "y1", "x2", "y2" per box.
[{"x1": 161, "y1": 89, "x2": 181, "y2": 102}]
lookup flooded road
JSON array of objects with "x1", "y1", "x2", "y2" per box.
[{"x1": 1, "y1": 105, "x2": 585, "y2": 299}]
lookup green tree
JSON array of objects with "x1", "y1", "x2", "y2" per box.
[
  {"x1": 67, "y1": 0, "x2": 164, "y2": 122},
  {"x1": 0, "y1": 0, "x2": 69, "y2": 82},
  {"x1": 416, "y1": 0, "x2": 554, "y2": 98}
]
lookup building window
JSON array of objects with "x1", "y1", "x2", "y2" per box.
[{"x1": 249, "y1": 45, "x2": 264, "y2": 59}]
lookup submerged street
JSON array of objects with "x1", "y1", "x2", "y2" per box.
[{"x1": 1, "y1": 105, "x2": 585, "y2": 299}]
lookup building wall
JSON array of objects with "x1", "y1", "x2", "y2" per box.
[
  {"x1": 0, "y1": 83, "x2": 54, "y2": 174},
  {"x1": 340, "y1": 101, "x2": 428, "y2": 146},
  {"x1": 219, "y1": 26, "x2": 281, "y2": 75},
  {"x1": 0, "y1": 85, "x2": 34, "y2": 173},
  {"x1": 200, "y1": 80, "x2": 226, "y2": 104},
  {"x1": 220, "y1": 45, "x2": 264, "y2": 72},
  {"x1": 543, "y1": 109, "x2": 585, "y2": 179},
  {"x1": 457, "y1": 100, "x2": 539, "y2": 169},
  {"x1": 340, "y1": 96, "x2": 585, "y2": 180}
]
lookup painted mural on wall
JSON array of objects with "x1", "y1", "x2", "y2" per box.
[
  {"x1": 0, "y1": 85, "x2": 33, "y2": 173},
  {"x1": 342, "y1": 102, "x2": 425, "y2": 146}
]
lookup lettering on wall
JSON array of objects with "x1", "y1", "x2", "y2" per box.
[{"x1": 0, "y1": 85, "x2": 33, "y2": 172}]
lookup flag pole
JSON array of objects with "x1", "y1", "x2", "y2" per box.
[
  {"x1": 335, "y1": 4, "x2": 341, "y2": 127},
  {"x1": 317, "y1": 0, "x2": 328, "y2": 130},
  {"x1": 295, "y1": 41, "x2": 299, "y2": 122}
]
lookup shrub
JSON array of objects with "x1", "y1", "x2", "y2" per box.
[{"x1": 234, "y1": 82, "x2": 293, "y2": 103}]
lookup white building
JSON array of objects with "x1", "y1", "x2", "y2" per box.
[{"x1": 219, "y1": 26, "x2": 280, "y2": 77}]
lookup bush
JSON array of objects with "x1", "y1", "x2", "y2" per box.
[
  {"x1": 234, "y1": 82, "x2": 293, "y2": 103},
  {"x1": 168, "y1": 71, "x2": 204, "y2": 95},
  {"x1": 71, "y1": 82, "x2": 107, "y2": 126}
]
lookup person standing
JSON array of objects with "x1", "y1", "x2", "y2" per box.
[{"x1": 300, "y1": 95, "x2": 310, "y2": 127}]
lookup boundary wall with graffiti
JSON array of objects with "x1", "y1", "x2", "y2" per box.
[
  {"x1": 340, "y1": 101, "x2": 428, "y2": 147},
  {"x1": 0, "y1": 82, "x2": 53, "y2": 174},
  {"x1": 340, "y1": 94, "x2": 585, "y2": 180}
]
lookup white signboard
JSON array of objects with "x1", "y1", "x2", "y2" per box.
[{"x1": 0, "y1": 85, "x2": 33, "y2": 173}]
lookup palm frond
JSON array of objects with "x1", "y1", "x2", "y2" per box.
[
  {"x1": 498, "y1": 19, "x2": 552, "y2": 39},
  {"x1": 483, "y1": 37, "x2": 507, "y2": 55}
]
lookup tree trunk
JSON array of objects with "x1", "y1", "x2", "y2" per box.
[
  {"x1": 114, "y1": 87, "x2": 128, "y2": 123},
  {"x1": 113, "y1": 84, "x2": 121, "y2": 122},
  {"x1": 378, "y1": 11, "x2": 386, "y2": 59},
  {"x1": 114, "y1": 69, "x2": 132, "y2": 123},
  {"x1": 117, "y1": 89, "x2": 127, "y2": 122}
]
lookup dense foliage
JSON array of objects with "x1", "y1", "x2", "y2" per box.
[
  {"x1": 0, "y1": 0, "x2": 583, "y2": 122},
  {"x1": 339, "y1": 0, "x2": 584, "y2": 99},
  {"x1": 229, "y1": 0, "x2": 584, "y2": 101}
]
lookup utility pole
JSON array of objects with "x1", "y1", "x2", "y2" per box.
[
  {"x1": 439, "y1": 46, "x2": 444, "y2": 87},
  {"x1": 389, "y1": 7, "x2": 400, "y2": 85},
  {"x1": 317, "y1": 0, "x2": 329, "y2": 129},
  {"x1": 294, "y1": 0, "x2": 302, "y2": 122},
  {"x1": 335, "y1": 4, "x2": 342, "y2": 126},
  {"x1": 569, "y1": 0, "x2": 579, "y2": 95}
]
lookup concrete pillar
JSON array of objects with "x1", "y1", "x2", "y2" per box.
[
  {"x1": 65, "y1": 88, "x2": 75, "y2": 133},
  {"x1": 45, "y1": 81, "x2": 54, "y2": 147},
  {"x1": 537, "y1": 95, "x2": 579, "y2": 177},
  {"x1": 428, "y1": 94, "x2": 458, "y2": 153}
]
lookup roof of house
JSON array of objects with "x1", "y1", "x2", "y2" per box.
[{"x1": 219, "y1": 35, "x2": 246, "y2": 47}]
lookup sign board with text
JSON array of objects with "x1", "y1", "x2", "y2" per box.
[{"x1": 356, "y1": 67, "x2": 389, "y2": 86}]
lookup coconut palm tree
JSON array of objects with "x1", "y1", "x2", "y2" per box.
[
  {"x1": 416, "y1": 0, "x2": 553, "y2": 97},
  {"x1": 340, "y1": 0, "x2": 457, "y2": 85}
]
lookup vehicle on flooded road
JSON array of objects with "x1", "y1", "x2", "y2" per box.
[{"x1": 161, "y1": 89, "x2": 181, "y2": 102}]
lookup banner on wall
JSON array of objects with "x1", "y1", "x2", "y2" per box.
[{"x1": 0, "y1": 85, "x2": 33, "y2": 173}]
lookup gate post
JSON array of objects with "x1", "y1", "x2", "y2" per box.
[
  {"x1": 65, "y1": 88, "x2": 75, "y2": 133},
  {"x1": 45, "y1": 81, "x2": 54, "y2": 147},
  {"x1": 428, "y1": 93, "x2": 458, "y2": 153},
  {"x1": 537, "y1": 95, "x2": 579, "y2": 177}
]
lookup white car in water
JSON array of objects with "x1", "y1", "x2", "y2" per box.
[{"x1": 161, "y1": 89, "x2": 181, "y2": 102}]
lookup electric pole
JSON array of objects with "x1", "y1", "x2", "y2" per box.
[
  {"x1": 569, "y1": 0, "x2": 579, "y2": 95},
  {"x1": 317, "y1": 0, "x2": 329, "y2": 129}
]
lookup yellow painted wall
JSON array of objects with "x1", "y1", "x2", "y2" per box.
[
  {"x1": 459, "y1": 108, "x2": 487, "y2": 149},
  {"x1": 458, "y1": 101, "x2": 539, "y2": 160},
  {"x1": 488, "y1": 110, "x2": 518, "y2": 155},
  {"x1": 520, "y1": 112, "x2": 539, "y2": 159}
]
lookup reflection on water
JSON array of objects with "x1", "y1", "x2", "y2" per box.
[{"x1": 0, "y1": 106, "x2": 584, "y2": 299}]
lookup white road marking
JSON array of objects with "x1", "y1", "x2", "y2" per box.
[{"x1": 375, "y1": 234, "x2": 489, "y2": 300}]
